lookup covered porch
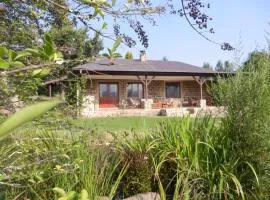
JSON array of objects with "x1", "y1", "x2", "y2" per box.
[{"x1": 81, "y1": 74, "x2": 213, "y2": 117}]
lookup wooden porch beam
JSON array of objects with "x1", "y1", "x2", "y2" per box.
[
  {"x1": 136, "y1": 76, "x2": 156, "y2": 99},
  {"x1": 192, "y1": 76, "x2": 206, "y2": 100}
]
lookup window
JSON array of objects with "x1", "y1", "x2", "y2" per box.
[
  {"x1": 127, "y1": 83, "x2": 143, "y2": 98},
  {"x1": 166, "y1": 82, "x2": 180, "y2": 98}
]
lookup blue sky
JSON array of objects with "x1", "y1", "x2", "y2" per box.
[{"x1": 101, "y1": 0, "x2": 270, "y2": 67}]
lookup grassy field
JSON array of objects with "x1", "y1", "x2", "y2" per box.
[{"x1": 71, "y1": 116, "x2": 173, "y2": 133}]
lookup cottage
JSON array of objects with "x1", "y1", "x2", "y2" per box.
[{"x1": 71, "y1": 51, "x2": 224, "y2": 117}]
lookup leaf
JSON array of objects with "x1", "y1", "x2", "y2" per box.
[
  {"x1": 0, "y1": 100, "x2": 62, "y2": 140},
  {"x1": 97, "y1": 8, "x2": 104, "y2": 19},
  {"x1": 108, "y1": 48, "x2": 112, "y2": 56},
  {"x1": 66, "y1": 191, "x2": 77, "y2": 199},
  {"x1": 43, "y1": 42, "x2": 54, "y2": 58},
  {"x1": 0, "y1": 46, "x2": 8, "y2": 57},
  {"x1": 10, "y1": 61, "x2": 25, "y2": 68},
  {"x1": 79, "y1": 190, "x2": 89, "y2": 200},
  {"x1": 8, "y1": 50, "x2": 17, "y2": 63},
  {"x1": 102, "y1": 22, "x2": 107, "y2": 29},
  {"x1": 25, "y1": 48, "x2": 40, "y2": 56},
  {"x1": 44, "y1": 33, "x2": 53, "y2": 44},
  {"x1": 102, "y1": 53, "x2": 110, "y2": 58},
  {"x1": 14, "y1": 51, "x2": 31, "y2": 60},
  {"x1": 32, "y1": 69, "x2": 43, "y2": 76},
  {"x1": 113, "y1": 53, "x2": 122, "y2": 58},
  {"x1": 0, "y1": 58, "x2": 9, "y2": 69},
  {"x1": 112, "y1": 37, "x2": 122, "y2": 52},
  {"x1": 53, "y1": 187, "x2": 66, "y2": 197}
]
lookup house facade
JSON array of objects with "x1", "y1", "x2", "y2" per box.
[{"x1": 73, "y1": 52, "x2": 220, "y2": 117}]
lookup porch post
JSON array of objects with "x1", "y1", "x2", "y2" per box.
[
  {"x1": 200, "y1": 83, "x2": 203, "y2": 100},
  {"x1": 193, "y1": 76, "x2": 206, "y2": 99},
  {"x1": 137, "y1": 75, "x2": 156, "y2": 99},
  {"x1": 145, "y1": 75, "x2": 148, "y2": 99},
  {"x1": 193, "y1": 76, "x2": 207, "y2": 108}
]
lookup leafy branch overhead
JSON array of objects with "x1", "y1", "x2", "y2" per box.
[
  {"x1": 0, "y1": 0, "x2": 233, "y2": 50},
  {"x1": 0, "y1": 46, "x2": 31, "y2": 69},
  {"x1": 26, "y1": 34, "x2": 63, "y2": 62}
]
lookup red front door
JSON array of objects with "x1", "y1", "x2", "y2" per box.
[{"x1": 99, "y1": 83, "x2": 119, "y2": 108}]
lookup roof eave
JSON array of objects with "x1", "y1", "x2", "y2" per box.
[{"x1": 72, "y1": 69, "x2": 233, "y2": 77}]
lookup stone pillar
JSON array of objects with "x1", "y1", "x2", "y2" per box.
[
  {"x1": 81, "y1": 95, "x2": 95, "y2": 117},
  {"x1": 199, "y1": 99, "x2": 207, "y2": 108},
  {"x1": 141, "y1": 99, "x2": 153, "y2": 110}
]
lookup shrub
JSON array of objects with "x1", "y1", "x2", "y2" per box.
[{"x1": 212, "y1": 56, "x2": 270, "y2": 198}]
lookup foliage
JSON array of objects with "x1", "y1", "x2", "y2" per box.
[
  {"x1": 0, "y1": 129, "x2": 126, "y2": 199},
  {"x1": 154, "y1": 117, "x2": 258, "y2": 199},
  {"x1": 202, "y1": 62, "x2": 212, "y2": 69},
  {"x1": 26, "y1": 33, "x2": 63, "y2": 62},
  {"x1": 212, "y1": 56, "x2": 270, "y2": 197},
  {"x1": 125, "y1": 51, "x2": 133, "y2": 60},
  {"x1": 49, "y1": 26, "x2": 87, "y2": 60},
  {"x1": 242, "y1": 50, "x2": 270, "y2": 72},
  {"x1": 65, "y1": 74, "x2": 87, "y2": 116},
  {"x1": 49, "y1": 26, "x2": 103, "y2": 60},
  {"x1": 162, "y1": 56, "x2": 168, "y2": 61},
  {"x1": 84, "y1": 34, "x2": 104, "y2": 58},
  {"x1": 53, "y1": 187, "x2": 90, "y2": 200},
  {"x1": 102, "y1": 37, "x2": 122, "y2": 64},
  {"x1": 0, "y1": 100, "x2": 61, "y2": 140},
  {"x1": 113, "y1": 131, "x2": 157, "y2": 197},
  {"x1": 0, "y1": 46, "x2": 30, "y2": 69},
  {"x1": 215, "y1": 60, "x2": 233, "y2": 72}
]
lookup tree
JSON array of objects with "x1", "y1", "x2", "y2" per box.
[
  {"x1": 202, "y1": 62, "x2": 212, "y2": 69},
  {"x1": 162, "y1": 56, "x2": 168, "y2": 61},
  {"x1": 215, "y1": 60, "x2": 224, "y2": 72},
  {"x1": 242, "y1": 51, "x2": 269, "y2": 72},
  {"x1": 26, "y1": 34, "x2": 63, "y2": 62},
  {"x1": 125, "y1": 51, "x2": 133, "y2": 60},
  {"x1": 49, "y1": 26, "x2": 88, "y2": 59},
  {"x1": 1, "y1": 0, "x2": 233, "y2": 51},
  {"x1": 84, "y1": 34, "x2": 103, "y2": 58},
  {"x1": 224, "y1": 60, "x2": 233, "y2": 72}
]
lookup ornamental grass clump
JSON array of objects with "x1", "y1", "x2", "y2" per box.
[
  {"x1": 0, "y1": 131, "x2": 126, "y2": 199},
  {"x1": 153, "y1": 116, "x2": 257, "y2": 200}
]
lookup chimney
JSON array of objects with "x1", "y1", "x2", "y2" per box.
[{"x1": 140, "y1": 50, "x2": 147, "y2": 62}]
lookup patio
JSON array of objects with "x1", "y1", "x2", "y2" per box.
[{"x1": 82, "y1": 105, "x2": 224, "y2": 117}]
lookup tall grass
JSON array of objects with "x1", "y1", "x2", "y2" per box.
[
  {"x1": 0, "y1": 130, "x2": 125, "y2": 199},
  {"x1": 153, "y1": 116, "x2": 259, "y2": 200},
  {"x1": 112, "y1": 116, "x2": 259, "y2": 199}
]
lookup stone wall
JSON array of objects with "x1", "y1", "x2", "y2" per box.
[{"x1": 181, "y1": 80, "x2": 210, "y2": 99}]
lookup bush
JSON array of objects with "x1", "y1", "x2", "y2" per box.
[{"x1": 212, "y1": 56, "x2": 270, "y2": 198}]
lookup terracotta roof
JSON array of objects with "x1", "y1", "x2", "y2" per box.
[{"x1": 73, "y1": 58, "x2": 221, "y2": 76}]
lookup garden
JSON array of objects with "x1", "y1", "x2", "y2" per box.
[{"x1": 1, "y1": 0, "x2": 270, "y2": 199}]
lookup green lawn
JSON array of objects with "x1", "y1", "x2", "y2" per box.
[{"x1": 71, "y1": 116, "x2": 173, "y2": 133}]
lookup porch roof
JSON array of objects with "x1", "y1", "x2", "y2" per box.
[{"x1": 73, "y1": 58, "x2": 231, "y2": 77}]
